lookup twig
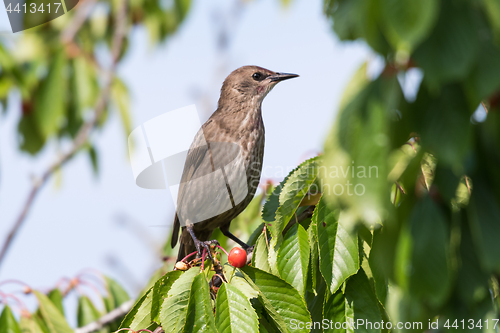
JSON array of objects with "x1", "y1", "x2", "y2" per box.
[
  {"x1": 282, "y1": 206, "x2": 315, "y2": 236},
  {"x1": 0, "y1": 0, "x2": 128, "y2": 270},
  {"x1": 60, "y1": 0, "x2": 98, "y2": 44},
  {"x1": 74, "y1": 299, "x2": 134, "y2": 333}
]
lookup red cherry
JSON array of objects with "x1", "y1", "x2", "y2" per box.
[{"x1": 228, "y1": 247, "x2": 247, "y2": 268}]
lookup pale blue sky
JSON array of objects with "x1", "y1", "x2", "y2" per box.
[{"x1": 0, "y1": 0, "x2": 370, "y2": 316}]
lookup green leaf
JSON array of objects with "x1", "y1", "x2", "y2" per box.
[
  {"x1": 222, "y1": 265, "x2": 259, "y2": 301},
  {"x1": 33, "y1": 291, "x2": 73, "y2": 333},
  {"x1": 323, "y1": 269, "x2": 387, "y2": 333},
  {"x1": 482, "y1": 0, "x2": 500, "y2": 40},
  {"x1": 120, "y1": 290, "x2": 151, "y2": 330},
  {"x1": 380, "y1": 0, "x2": 438, "y2": 53},
  {"x1": 71, "y1": 57, "x2": 98, "y2": 111},
  {"x1": 151, "y1": 270, "x2": 184, "y2": 322},
  {"x1": 364, "y1": 230, "x2": 388, "y2": 305},
  {"x1": 215, "y1": 283, "x2": 258, "y2": 333},
  {"x1": 344, "y1": 268, "x2": 383, "y2": 333},
  {"x1": 18, "y1": 112, "x2": 45, "y2": 155},
  {"x1": 466, "y1": 37, "x2": 500, "y2": 102},
  {"x1": 267, "y1": 236, "x2": 282, "y2": 277},
  {"x1": 104, "y1": 276, "x2": 130, "y2": 310},
  {"x1": 111, "y1": 77, "x2": 132, "y2": 138},
  {"x1": 272, "y1": 157, "x2": 319, "y2": 239},
  {"x1": 102, "y1": 277, "x2": 129, "y2": 331},
  {"x1": 306, "y1": 222, "x2": 319, "y2": 295},
  {"x1": 47, "y1": 289, "x2": 65, "y2": 316},
  {"x1": 413, "y1": 0, "x2": 479, "y2": 87},
  {"x1": 410, "y1": 84, "x2": 473, "y2": 168},
  {"x1": 240, "y1": 266, "x2": 311, "y2": 333},
  {"x1": 19, "y1": 316, "x2": 44, "y2": 333},
  {"x1": 251, "y1": 232, "x2": 271, "y2": 273},
  {"x1": 277, "y1": 224, "x2": 310, "y2": 297},
  {"x1": 251, "y1": 300, "x2": 279, "y2": 333},
  {"x1": 0, "y1": 306, "x2": 21, "y2": 333},
  {"x1": 262, "y1": 183, "x2": 281, "y2": 227},
  {"x1": 305, "y1": 274, "x2": 327, "y2": 333},
  {"x1": 457, "y1": 212, "x2": 491, "y2": 305},
  {"x1": 467, "y1": 177, "x2": 500, "y2": 273},
  {"x1": 182, "y1": 274, "x2": 217, "y2": 333},
  {"x1": 33, "y1": 48, "x2": 67, "y2": 138},
  {"x1": 394, "y1": 196, "x2": 451, "y2": 307},
  {"x1": 323, "y1": 289, "x2": 347, "y2": 333},
  {"x1": 247, "y1": 223, "x2": 265, "y2": 247},
  {"x1": 385, "y1": 284, "x2": 428, "y2": 330},
  {"x1": 262, "y1": 157, "x2": 319, "y2": 276},
  {"x1": 77, "y1": 297, "x2": 102, "y2": 329},
  {"x1": 442, "y1": 297, "x2": 496, "y2": 333},
  {"x1": 159, "y1": 268, "x2": 200, "y2": 333},
  {"x1": 339, "y1": 62, "x2": 369, "y2": 111},
  {"x1": 323, "y1": 77, "x2": 401, "y2": 228},
  {"x1": 315, "y1": 197, "x2": 359, "y2": 294},
  {"x1": 256, "y1": 316, "x2": 274, "y2": 333},
  {"x1": 432, "y1": 165, "x2": 461, "y2": 204},
  {"x1": 87, "y1": 145, "x2": 99, "y2": 176},
  {"x1": 324, "y1": 0, "x2": 391, "y2": 55}
]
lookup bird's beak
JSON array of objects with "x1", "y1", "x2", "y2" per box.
[{"x1": 269, "y1": 72, "x2": 299, "y2": 82}]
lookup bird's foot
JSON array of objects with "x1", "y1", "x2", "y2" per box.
[{"x1": 193, "y1": 239, "x2": 220, "y2": 264}]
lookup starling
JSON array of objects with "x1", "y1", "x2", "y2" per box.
[{"x1": 171, "y1": 65, "x2": 298, "y2": 262}]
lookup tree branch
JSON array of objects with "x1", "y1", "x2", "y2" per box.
[
  {"x1": 74, "y1": 299, "x2": 134, "y2": 333},
  {"x1": 282, "y1": 205, "x2": 316, "y2": 236},
  {"x1": 0, "y1": 0, "x2": 128, "y2": 270},
  {"x1": 61, "y1": 0, "x2": 98, "y2": 44}
]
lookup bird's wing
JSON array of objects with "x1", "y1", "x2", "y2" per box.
[
  {"x1": 171, "y1": 120, "x2": 245, "y2": 248},
  {"x1": 171, "y1": 127, "x2": 211, "y2": 248},
  {"x1": 177, "y1": 128, "x2": 213, "y2": 202}
]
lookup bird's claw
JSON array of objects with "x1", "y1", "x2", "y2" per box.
[{"x1": 194, "y1": 239, "x2": 220, "y2": 264}]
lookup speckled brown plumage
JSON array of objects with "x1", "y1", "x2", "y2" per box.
[{"x1": 171, "y1": 66, "x2": 298, "y2": 262}]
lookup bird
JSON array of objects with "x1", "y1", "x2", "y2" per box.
[{"x1": 171, "y1": 65, "x2": 299, "y2": 263}]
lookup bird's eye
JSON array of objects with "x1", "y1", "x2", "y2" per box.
[{"x1": 252, "y1": 72, "x2": 263, "y2": 81}]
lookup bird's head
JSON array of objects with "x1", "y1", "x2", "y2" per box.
[{"x1": 219, "y1": 65, "x2": 299, "y2": 107}]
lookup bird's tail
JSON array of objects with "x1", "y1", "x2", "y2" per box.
[{"x1": 176, "y1": 227, "x2": 213, "y2": 262}]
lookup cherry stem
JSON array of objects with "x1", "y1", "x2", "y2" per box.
[
  {"x1": 201, "y1": 248, "x2": 207, "y2": 271},
  {"x1": 213, "y1": 273, "x2": 226, "y2": 284},
  {"x1": 0, "y1": 291, "x2": 28, "y2": 311},
  {"x1": 216, "y1": 245, "x2": 229, "y2": 257},
  {"x1": 181, "y1": 251, "x2": 198, "y2": 263},
  {"x1": 77, "y1": 280, "x2": 106, "y2": 308},
  {"x1": 55, "y1": 277, "x2": 71, "y2": 290},
  {"x1": 76, "y1": 272, "x2": 106, "y2": 289},
  {"x1": 0, "y1": 279, "x2": 31, "y2": 288}
]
